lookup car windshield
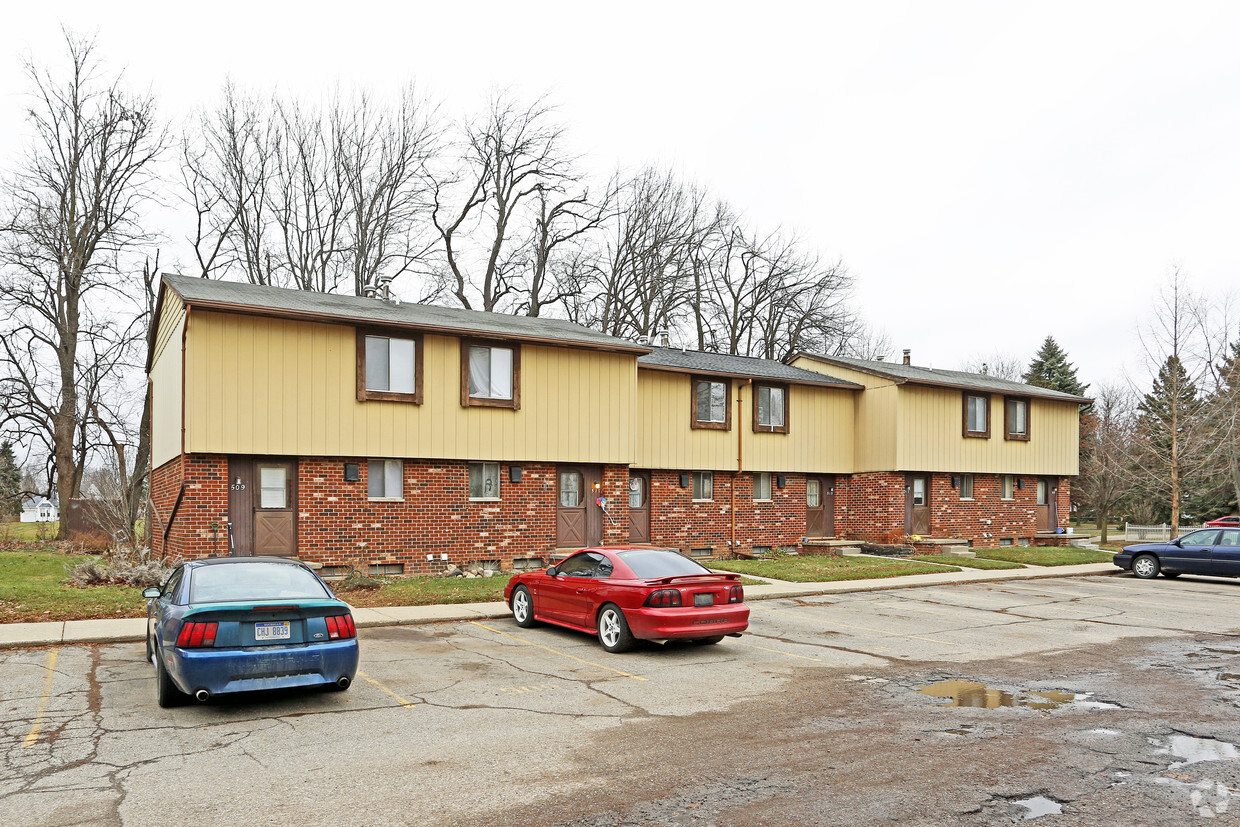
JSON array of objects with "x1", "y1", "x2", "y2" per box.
[
  {"x1": 188, "y1": 563, "x2": 330, "y2": 603},
  {"x1": 618, "y1": 549, "x2": 713, "y2": 579}
]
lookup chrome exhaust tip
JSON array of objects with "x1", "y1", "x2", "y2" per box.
[
  {"x1": 336, "y1": 676, "x2": 351, "y2": 689},
  {"x1": 194, "y1": 689, "x2": 210, "y2": 702}
]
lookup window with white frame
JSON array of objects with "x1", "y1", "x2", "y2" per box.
[
  {"x1": 1001, "y1": 474, "x2": 1015, "y2": 500},
  {"x1": 753, "y1": 472, "x2": 772, "y2": 502},
  {"x1": 692, "y1": 471, "x2": 713, "y2": 501},
  {"x1": 367, "y1": 459, "x2": 404, "y2": 499},
  {"x1": 755, "y1": 384, "x2": 788, "y2": 432},
  {"x1": 959, "y1": 474, "x2": 974, "y2": 499},
  {"x1": 469, "y1": 462, "x2": 501, "y2": 500},
  {"x1": 465, "y1": 343, "x2": 518, "y2": 408}
]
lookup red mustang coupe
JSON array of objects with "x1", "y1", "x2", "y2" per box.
[
  {"x1": 503, "y1": 547, "x2": 750, "y2": 652},
  {"x1": 1206, "y1": 515, "x2": 1240, "y2": 528}
]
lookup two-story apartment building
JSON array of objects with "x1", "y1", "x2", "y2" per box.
[
  {"x1": 148, "y1": 276, "x2": 1085, "y2": 574},
  {"x1": 791, "y1": 351, "x2": 1087, "y2": 547}
]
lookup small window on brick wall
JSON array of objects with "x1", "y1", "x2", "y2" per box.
[
  {"x1": 368, "y1": 459, "x2": 404, "y2": 499},
  {"x1": 369, "y1": 563, "x2": 405, "y2": 576},
  {"x1": 959, "y1": 474, "x2": 974, "y2": 499},
  {"x1": 753, "y1": 472, "x2": 772, "y2": 502},
  {"x1": 689, "y1": 547, "x2": 713, "y2": 558},
  {"x1": 469, "y1": 462, "x2": 501, "y2": 500},
  {"x1": 692, "y1": 471, "x2": 713, "y2": 502},
  {"x1": 1001, "y1": 474, "x2": 1015, "y2": 500}
]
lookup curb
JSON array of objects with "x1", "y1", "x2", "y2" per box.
[{"x1": 0, "y1": 564, "x2": 1124, "y2": 650}]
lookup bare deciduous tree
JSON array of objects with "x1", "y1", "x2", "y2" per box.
[
  {"x1": 960, "y1": 353, "x2": 1026, "y2": 381},
  {"x1": 1075, "y1": 383, "x2": 1135, "y2": 544},
  {"x1": 0, "y1": 32, "x2": 164, "y2": 538}
]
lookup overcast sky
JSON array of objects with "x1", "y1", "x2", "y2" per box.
[{"x1": 3, "y1": 1, "x2": 1238, "y2": 393}]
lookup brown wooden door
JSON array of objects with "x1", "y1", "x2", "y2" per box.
[
  {"x1": 628, "y1": 472, "x2": 651, "y2": 544},
  {"x1": 1035, "y1": 478, "x2": 1057, "y2": 531},
  {"x1": 557, "y1": 466, "x2": 604, "y2": 548},
  {"x1": 905, "y1": 474, "x2": 930, "y2": 535},
  {"x1": 806, "y1": 477, "x2": 826, "y2": 537},
  {"x1": 229, "y1": 458, "x2": 297, "y2": 557}
]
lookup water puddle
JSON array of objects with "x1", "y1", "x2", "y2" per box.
[
  {"x1": 917, "y1": 680, "x2": 1119, "y2": 711},
  {"x1": 1166, "y1": 735, "x2": 1240, "y2": 768},
  {"x1": 1015, "y1": 796, "x2": 1062, "y2": 820}
]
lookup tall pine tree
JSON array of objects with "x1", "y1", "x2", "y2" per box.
[
  {"x1": 1134, "y1": 355, "x2": 1204, "y2": 529},
  {"x1": 0, "y1": 442, "x2": 21, "y2": 520},
  {"x1": 1023, "y1": 336, "x2": 1089, "y2": 397}
]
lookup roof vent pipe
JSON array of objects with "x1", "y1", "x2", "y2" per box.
[{"x1": 902, "y1": 349, "x2": 911, "y2": 365}]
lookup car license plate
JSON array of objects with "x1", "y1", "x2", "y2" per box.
[
  {"x1": 694, "y1": 593, "x2": 714, "y2": 607},
  {"x1": 254, "y1": 621, "x2": 291, "y2": 641}
]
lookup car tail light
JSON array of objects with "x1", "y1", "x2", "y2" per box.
[
  {"x1": 326, "y1": 614, "x2": 356, "y2": 640},
  {"x1": 176, "y1": 621, "x2": 218, "y2": 648},
  {"x1": 728, "y1": 585, "x2": 744, "y2": 604},
  {"x1": 644, "y1": 589, "x2": 682, "y2": 608}
]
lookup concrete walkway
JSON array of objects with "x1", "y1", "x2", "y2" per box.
[{"x1": 0, "y1": 562, "x2": 1122, "y2": 649}]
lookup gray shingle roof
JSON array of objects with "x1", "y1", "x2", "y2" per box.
[
  {"x1": 160, "y1": 274, "x2": 649, "y2": 354},
  {"x1": 638, "y1": 347, "x2": 863, "y2": 389},
  {"x1": 795, "y1": 353, "x2": 1090, "y2": 402}
]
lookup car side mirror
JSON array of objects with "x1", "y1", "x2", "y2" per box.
[
  {"x1": 1172, "y1": 539, "x2": 1183, "y2": 547},
  {"x1": 142, "y1": 587, "x2": 161, "y2": 599},
  {"x1": 546, "y1": 566, "x2": 558, "y2": 577}
]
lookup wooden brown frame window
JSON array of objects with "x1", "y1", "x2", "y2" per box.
[
  {"x1": 962, "y1": 392, "x2": 991, "y2": 438},
  {"x1": 357, "y1": 329, "x2": 423, "y2": 403},
  {"x1": 691, "y1": 376, "x2": 731, "y2": 430},
  {"x1": 461, "y1": 340, "x2": 521, "y2": 410},
  {"x1": 1004, "y1": 396, "x2": 1031, "y2": 441},
  {"x1": 753, "y1": 383, "x2": 789, "y2": 434}
]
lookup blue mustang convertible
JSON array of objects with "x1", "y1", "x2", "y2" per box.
[
  {"x1": 1113, "y1": 528, "x2": 1240, "y2": 580},
  {"x1": 144, "y1": 557, "x2": 360, "y2": 707}
]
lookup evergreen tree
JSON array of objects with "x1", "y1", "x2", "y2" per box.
[
  {"x1": 1132, "y1": 356, "x2": 1205, "y2": 527},
  {"x1": 0, "y1": 442, "x2": 21, "y2": 520},
  {"x1": 1023, "y1": 336, "x2": 1089, "y2": 397}
]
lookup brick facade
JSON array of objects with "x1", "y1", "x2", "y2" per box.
[
  {"x1": 150, "y1": 455, "x2": 229, "y2": 560},
  {"x1": 645, "y1": 469, "x2": 807, "y2": 556},
  {"x1": 834, "y1": 472, "x2": 908, "y2": 543}
]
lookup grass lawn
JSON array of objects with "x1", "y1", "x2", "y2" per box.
[
  {"x1": 342, "y1": 574, "x2": 510, "y2": 607},
  {"x1": 0, "y1": 550, "x2": 147, "y2": 623},
  {"x1": 911, "y1": 554, "x2": 1027, "y2": 570},
  {"x1": 712, "y1": 555, "x2": 959, "y2": 582},
  {"x1": 0, "y1": 522, "x2": 61, "y2": 544},
  {"x1": 973, "y1": 547, "x2": 1115, "y2": 566}
]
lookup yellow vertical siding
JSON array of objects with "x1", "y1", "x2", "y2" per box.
[
  {"x1": 895, "y1": 386, "x2": 1080, "y2": 475},
  {"x1": 149, "y1": 294, "x2": 185, "y2": 468},
  {"x1": 634, "y1": 370, "x2": 854, "y2": 472},
  {"x1": 184, "y1": 311, "x2": 637, "y2": 463}
]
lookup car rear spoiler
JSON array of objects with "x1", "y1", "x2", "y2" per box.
[{"x1": 646, "y1": 573, "x2": 742, "y2": 585}]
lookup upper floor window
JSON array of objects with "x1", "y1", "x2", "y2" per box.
[
  {"x1": 462, "y1": 341, "x2": 520, "y2": 409},
  {"x1": 357, "y1": 330, "x2": 422, "y2": 403},
  {"x1": 1005, "y1": 397, "x2": 1030, "y2": 441},
  {"x1": 692, "y1": 377, "x2": 730, "y2": 430},
  {"x1": 962, "y1": 393, "x2": 990, "y2": 438},
  {"x1": 754, "y1": 383, "x2": 789, "y2": 433},
  {"x1": 368, "y1": 459, "x2": 404, "y2": 500}
]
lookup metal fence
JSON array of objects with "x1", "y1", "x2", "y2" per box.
[{"x1": 1123, "y1": 523, "x2": 1207, "y2": 542}]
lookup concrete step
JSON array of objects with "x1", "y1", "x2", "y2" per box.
[
  {"x1": 839, "y1": 547, "x2": 863, "y2": 556},
  {"x1": 942, "y1": 546, "x2": 977, "y2": 557}
]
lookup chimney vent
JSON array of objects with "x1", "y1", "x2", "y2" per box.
[{"x1": 902, "y1": 349, "x2": 911, "y2": 365}]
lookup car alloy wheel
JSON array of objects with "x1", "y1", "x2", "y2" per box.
[
  {"x1": 1132, "y1": 554, "x2": 1160, "y2": 579},
  {"x1": 596, "y1": 604, "x2": 634, "y2": 653},
  {"x1": 511, "y1": 586, "x2": 536, "y2": 628}
]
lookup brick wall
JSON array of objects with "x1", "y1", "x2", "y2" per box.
[
  {"x1": 646, "y1": 470, "x2": 806, "y2": 555},
  {"x1": 150, "y1": 455, "x2": 229, "y2": 560},
  {"x1": 927, "y1": 473, "x2": 1070, "y2": 544},
  {"x1": 834, "y1": 472, "x2": 907, "y2": 543}
]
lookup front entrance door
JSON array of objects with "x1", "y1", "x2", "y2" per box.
[
  {"x1": 806, "y1": 476, "x2": 834, "y2": 537},
  {"x1": 905, "y1": 474, "x2": 930, "y2": 535},
  {"x1": 628, "y1": 472, "x2": 651, "y2": 544},
  {"x1": 228, "y1": 457, "x2": 298, "y2": 557},
  {"x1": 1035, "y1": 478, "x2": 1057, "y2": 532},
  {"x1": 557, "y1": 465, "x2": 603, "y2": 548}
]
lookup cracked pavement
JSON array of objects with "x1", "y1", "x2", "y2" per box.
[{"x1": 4, "y1": 573, "x2": 1240, "y2": 825}]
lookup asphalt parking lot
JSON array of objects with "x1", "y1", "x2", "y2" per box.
[{"x1": 5, "y1": 573, "x2": 1240, "y2": 825}]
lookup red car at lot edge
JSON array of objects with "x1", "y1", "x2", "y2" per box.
[
  {"x1": 1206, "y1": 516, "x2": 1240, "y2": 528},
  {"x1": 503, "y1": 546, "x2": 749, "y2": 653}
]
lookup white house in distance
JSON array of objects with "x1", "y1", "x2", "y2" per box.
[{"x1": 20, "y1": 497, "x2": 58, "y2": 523}]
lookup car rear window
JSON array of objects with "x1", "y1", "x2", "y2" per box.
[
  {"x1": 188, "y1": 563, "x2": 330, "y2": 603},
  {"x1": 618, "y1": 549, "x2": 713, "y2": 579}
]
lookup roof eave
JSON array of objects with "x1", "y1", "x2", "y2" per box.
[
  {"x1": 165, "y1": 286, "x2": 652, "y2": 356},
  {"x1": 637, "y1": 361, "x2": 862, "y2": 390}
]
